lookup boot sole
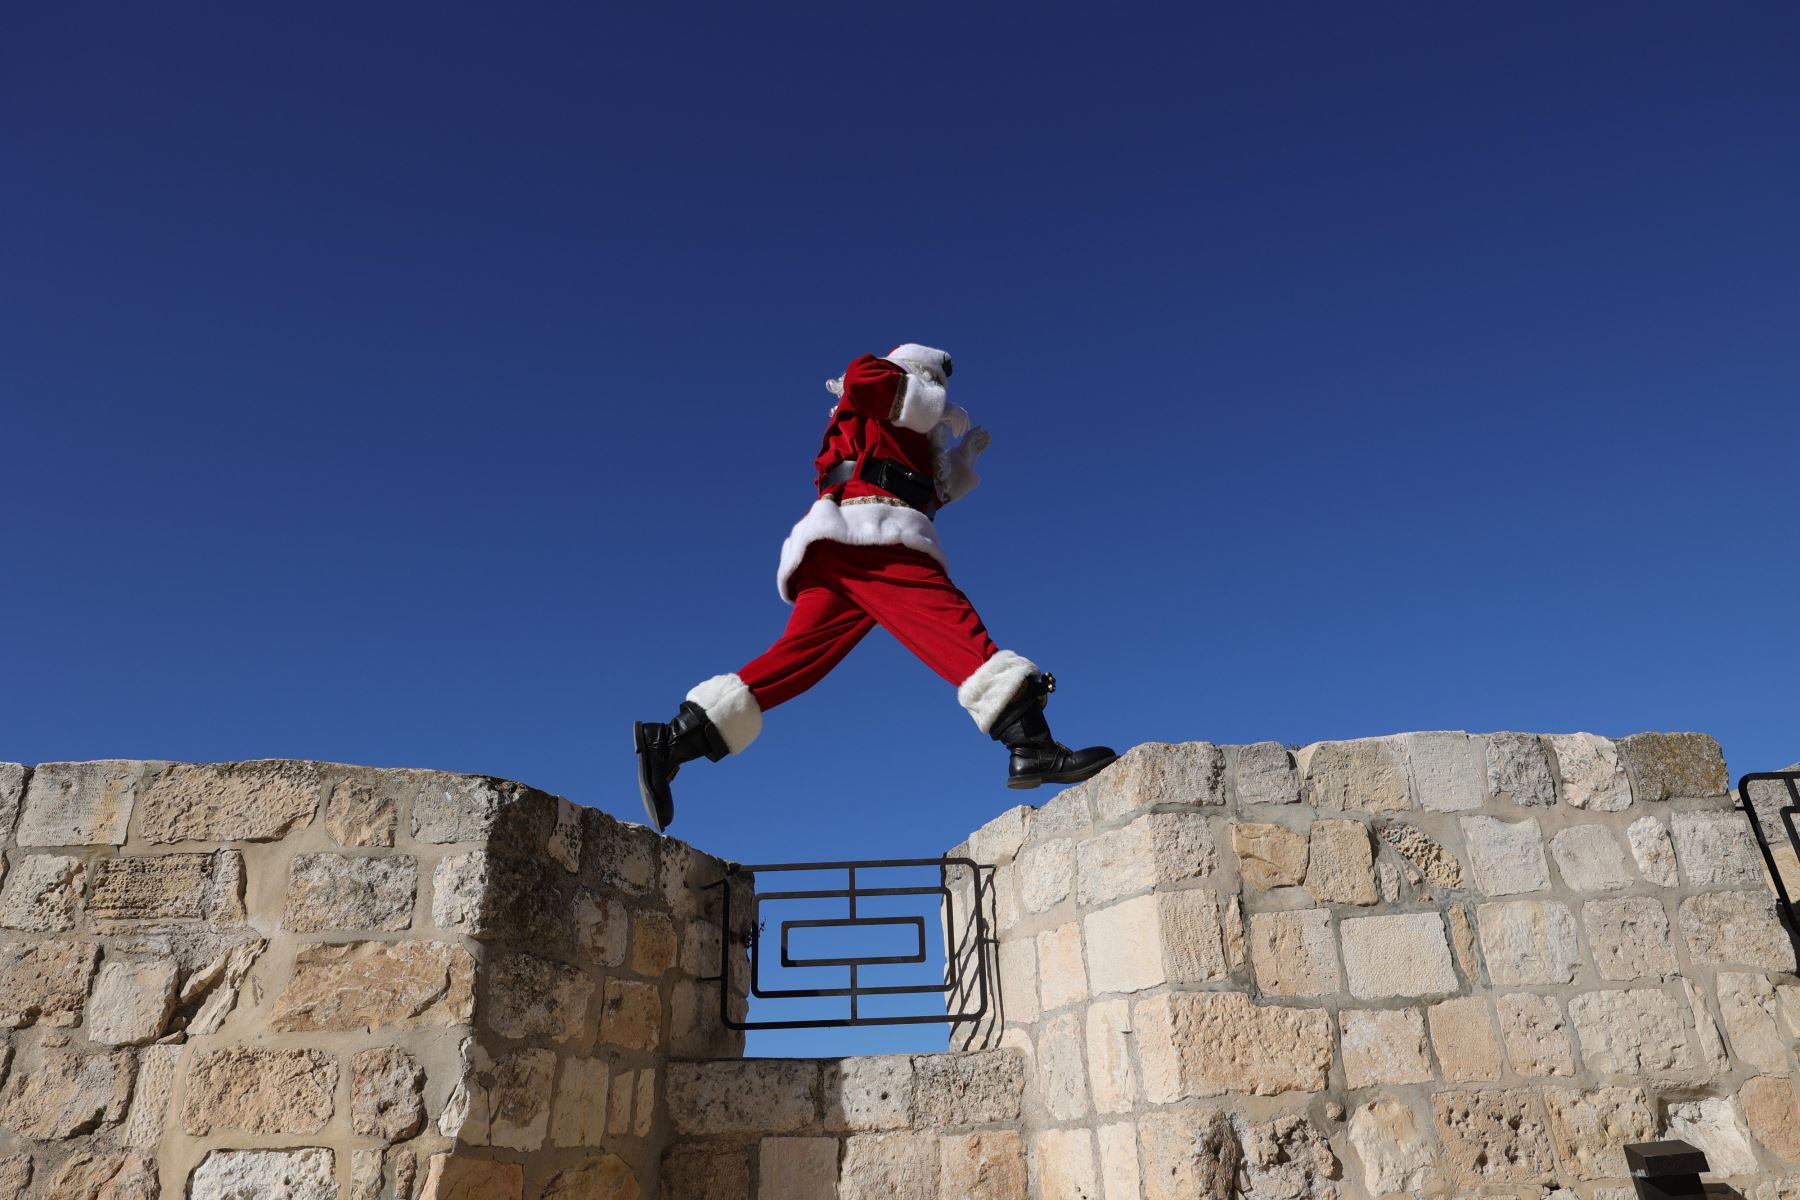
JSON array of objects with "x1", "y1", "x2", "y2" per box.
[
  {"x1": 632, "y1": 722, "x2": 670, "y2": 833},
  {"x1": 1008, "y1": 753, "x2": 1120, "y2": 790}
]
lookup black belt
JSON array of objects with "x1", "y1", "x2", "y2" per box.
[{"x1": 820, "y1": 457, "x2": 937, "y2": 516}]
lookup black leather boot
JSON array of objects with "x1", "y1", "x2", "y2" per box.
[
  {"x1": 633, "y1": 701, "x2": 729, "y2": 832},
  {"x1": 990, "y1": 673, "x2": 1117, "y2": 789}
]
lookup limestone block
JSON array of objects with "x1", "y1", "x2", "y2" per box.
[
  {"x1": 606, "y1": 1068, "x2": 633, "y2": 1135},
  {"x1": 0, "y1": 1155, "x2": 26, "y2": 1197},
  {"x1": 1305, "y1": 819, "x2": 1378, "y2": 905},
  {"x1": 1235, "y1": 741, "x2": 1299, "y2": 805},
  {"x1": 1086, "y1": 998, "x2": 1137, "y2": 1115},
  {"x1": 270, "y1": 940, "x2": 475, "y2": 1032},
  {"x1": 1781, "y1": 984, "x2": 1800, "y2": 1038},
  {"x1": 1233, "y1": 822, "x2": 1308, "y2": 890},
  {"x1": 1583, "y1": 895, "x2": 1677, "y2": 980},
  {"x1": 180, "y1": 936, "x2": 265, "y2": 1036},
  {"x1": 1550, "y1": 824, "x2": 1633, "y2": 891},
  {"x1": 759, "y1": 1138, "x2": 836, "y2": 1200},
  {"x1": 660, "y1": 1145, "x2": 748, "y2": 1200},
  {"x1": 1299, "y1": 737, "x2": 1411, "y2": 812},
  {"x1": 1548, "y1": 733, "x2": 1633, "y2": 810},
  {"x1": 969, "y1": 805, "x2": 1032, "y2": 864},
  {"x1": 431, "y1": 849, "x2": 573, "y2": 946},
  {"x1": 1398, "y1": 730, "x2": 1487, "y2": 812},
  {"x1": 1138, "y1": 1108, "x2": 1239, "y2": 1200},
  {"x1": 1446, "y1": 903, "x2": 1479, "y2": 979},
  {"x1": 1037, "y1": 1011, "x2": 1090, "y2": 1121},
  {"x1": 600, "y1": 977, "x2": 660, "y2": 1051},
  {"x1": 667, "y1": 1060, "x2": 820, "y2": 1135},
  {"x1": 1248, "y1": 908, "x2": 1340, "y2": 996},
  {"x1": 550, "y1": 1057, "x2": 609, "y2": 1147},
  {"x1": 1077, "y1": 813, "x2": 1217, "y2": 907},
  {"x1": 1717, "y1": 972, "x2": 1790, "y2": 1072},
  {"x1": 1684, "y1": 976, "x2": 1733, "y2": 1079},
  {"x1": 631, "y1": 909, "x2": 678, "y2": 975},
  {"x1": 1095, "y1": 1123, "x2": 1141, "y2": 1200},
  {"x1": 1627, "y1": 815, "x2": 1679, "y2": 886},
  {"x1": 1037, "y1": 921, "x2": 1088, "y2": 1010},
  {"x1": 546, "y1": 795, "x2": 583, "y2": 873},
  {"x1": 350, "y1": 1046, "x2": 426, "y2": 1141},
  {"x1": 487, "y1": 1048, "x2": 555, "y2": 1151},
  {"x1": 1223, "y1": 894, "x2": 1246, "y2": 967},
  {"x1": 997, "y1": 937, "x2": 1038, "y2": 1024},
  {"x1": 1671, "y1": 811, "x2": 1764, "y2": 889},
  {"x1": 1133, "y1": 991, "x2": 1331, "y2": 1100},
  {"x1": 191, "y1": 1149, "x2": 337, "y2": 1200},
  {"x1": 1085, "y1": 894, "x2": 1166, "y2": 995},
  {"x1": 0, "y1": 763, "x2": 23, "y2": 841},
  {"x1": 123, "y1": 1043, "x2": 181, "y2": 1149},
  {"x1": 1017, "y1": 840, "x2": 1075, "y2": 913},
  {"x1": 1681, "y1": 891, "x2": 1798, "y2": 971},
  {"x1": 0, "y1": 939, "x2": 97, "y2": 1028},
  {"x1": 578, "y1": 890, "x2": 630, "y2": 968},
  {"x1": 411, "y1": 773, "x2": 513, "y2": 843},
  {"x1": 1486, "y1": 732, "x2": 1558, "y2": 807},
  {"x1": 85, "y1": 955, "x2": 177, "y2": 1045},
  {"x1": 1496, "y1": 992, "x2": 1577, "y2": 1076},
  {"x1": 1375, "y1": 821, "x2": 1464, "y2": 888},
  {"x1": 326, "y1": 777, "x2": 397, "y2": 846},
  {"x1": 0, "y1": 853, "x2": 84, "y2": 931},
  {"x1": 284, "y1": 852, "x2": 417, "y2": 932},
  {"x1": 137, "y1": 760, "x2": 322, "y2": 843},
  {"x1": 1238, "y1": 1114, "x2": 1340, "y2": 1200},
  {"x1": 1567, "y1": 988, "x2": 1695, "y2": 1075},
  {"x1": 1159, "y1": 887, "x2": 1228, "y2": 984},
  {"x1": 16, "y1": 761, "x2": 138, "y2": 846},
  {"x1": 183, "y1": 1047, "x2": 337, "y2": 1135},
  {"x1": 1340, "y1": 912, "x2": 1457, "y2": 999},
  {"x1": 43, "y1": 1150, "x2": 159, "y2": 1200},
  {"x1": 825, "y1": 1055, "x2": 914, "y2": 1133},
  {"x1": 1377, "y1": 860, "x2": 1400, "y2": 901},
  {"x1": 1541, "y1": 1086, "x2": 1657, "y2": 1180},
  {"x1": 1081, "y1": 741, "x2": 1227, "y2": 821},
  {"x1": 1665, "y1": 1097, "x2": 1759, "y2": 1177},
  {"x1": 1431, "y1": 1089, "x2": 1556, "y2": 1185},
  {"x1": 0, "y1": 1047, "x2": 134, "y2": 1139},
  {"x1": 1340, "y1": 1006, "x2": 1432, "y2": 1087},
  {"x1": 1035, "y1": 1128, "x2": 1098, "y2": 1200},
  {"x1": 1462, "y1": 815, "x2": 1550, "y2": 895},
  {"x1": 1477, "y1": 900, "x2": 1579, "y2": 986},
  {"x1": 1349, "y1": 1100, "x2": 1437, "y2": 1194},
  {"x1": 585, "y1": 814, "x2": 659, "y2": 896},
  {"x1": 1616, "y1": 732, "x2": 1727, "y2": 800},
  {"x1": 940, "y1": 1131, "x2": 1027, "y2": 1200},
  {"x1": 911, "y1": 1050, "x2": 1024, "y2": 1127},
  {"x1": 1430, "y1": 997, "x2": 1502, "y2": 1082},
  {"x1": 88, "y1": 851, "x2": 241, "y2": 923},
  {"x1": 1742, "y1": 1076, "x2": 1800, "y2": 1162},
  {"x1": 841, "y1": 1131, "x2": 938, "y2": 1200}
]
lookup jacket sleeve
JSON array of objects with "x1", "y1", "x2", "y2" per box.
[{"x1": 838, "y1": 354, "x2": 949, "y2": 433}]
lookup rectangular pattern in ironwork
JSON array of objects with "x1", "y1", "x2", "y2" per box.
[{"x1": 1739, "y1": 771, "x2": 1800, "y2": 935}]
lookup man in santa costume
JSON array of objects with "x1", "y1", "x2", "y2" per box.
[{"x1": 633, "y1": 344, "x2": 1116, "y2": 832}]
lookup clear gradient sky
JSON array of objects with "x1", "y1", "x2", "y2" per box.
[{"x1": 4, "y1": 4, "x2": 1797, "y2": 1053}]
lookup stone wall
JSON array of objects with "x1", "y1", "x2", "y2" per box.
[
  {"x1": 941, "y1": 731, "x2": 1800, "y2": 1197},
  {"x1": 0, "y1": 759, "x2": 746, "y2": 1199}
]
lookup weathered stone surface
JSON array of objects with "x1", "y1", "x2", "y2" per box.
[
  {"x1": 1486, "y1": 732, "x2": 1557, "y2": 807},
  {"x1": 350, "y1": 1046, "x2": 426, "y2": 1140},
  {"x1": 1430, "y1": 996, "x2": 1502, "y2": 1082},
  {"x1": 585, "y1": 814, "x2": 659, "y2": 897},
  {"x1": 1462, "y1": 815, "x2": 1550, "y2": 895},
  {"x1": 549, "y1": 1056, "x2": 608, "y2": 1146},
  {"x1": 1037, "y1": 1128, "x2": 1099, "y2": 1200},
  {"x1": 1340, "y1": 912, "x2": 1457, "y2": 998},
  {"x1": 968, "y1": 806, "x2": 1031, "y2": 865},
  {"x1": 1671, "y1": 811, "x2": 1764, "y2": 889},
  {"x1": 0, "y1": 763, "x2": 23, "y2": 841},
  {"x1": 1031, "y1": 788, "x2": 1093, "y2": 840},
  {"x1": 1718, "y1": 972, "x2": 1790, "y2": 1072},
  {"x1": 183, "y1": 1047, "x2": 336, "y2": 1135},
  {"x1": 1034, "y1": 1010, "x2": 1089, "y2": 1122},
  {"x1": 431, "y1": 849, "x2": 572, "y2": 946},
  {"x1": 1742, "y1": 1075, "x2": 1800, "y2": 1162},
  {"x1": 912, "y1": 1050, "x2": 1024, "y2": 1127},
  {"x1": 1096, "y1": 1121, "x2": 1140, "y2": 1200},
  {"x1": 17, "y1": 761, "x2": 138, "y2": 846},
  {"x1": 997, "y1": 937, "x2": 1038, "y2": 1024},
  {"x1": 180, "y1": 936, "x2": 265, "y2": 1036},
  {"x1": 1541, "y1": 1086, "x2": 1656, "y2": 1180},
  {"x1": 0, "y1": 1154, "x2": 27, "y2": 1196},
  {"x1": 1548, "y1": 732, "x2": 1633, "y2": 810},
  {"x1": 1139, "y1": 1108, "x2": 1239, "y2": 1200},
  {"x1": 1376, "y1": 821, "x2": 1464, "y2": 888},
  {"x1": 1549, "y1": 824, "x2": 1633, "y2": 891},
  {"x1": 1582, "y1": 895, "x2": 1677, "y2": 980},
  {"x1": 123, "y1": 1043, "x2": 181, "y2": 1149},
  {"x1": 192, "y1": 1149, "x2": 337, "y2": 1200},
  {"x1": 270, "y1": 940, "x2": 476, "y2": 1032},
  {"x1": 1399, "y1": 731, "x2": 1486, "y2": 812},
  {"x1": 825, "y1": 1055, "x2": 913, "y2": 1133},
  {"x1": 1238, "y1": 1114, "x2": 1340, "y2": 1200},
  {"x1": 1017, "y1": 840, "x2": 1075, "y2": 914},
  {"x1": 1681, "y1": 891, "x2": 1798, "y2": 970},
  {"x1": 0, "y1": 939, "x2": 96, "y2": 1027},
  {"x1": 1085, "y1": 998, "x2": 1137, "y2": 1115},
  {"x1": 0, "y1": 853, "x2": 84, "y2": 931},
  {"x1": 138, "y1": 760, "x2": 322, "y2": 843},
  {"x1": 1477, "y1": 899, "x2": 1579, "y2": 985},
  {"x1": 1568, "y1": 987, "x2": 1695, "y2": 1075},
  {"x1": 1078, "y1": 813, "x2": 1217, "y2": 907},
  {"x1": 1340, "y1": 1006, "x2": 1432, "y2": 1087},
  {"x1": 1235, "y1": 741, "x2": 1299, "y2": 805},
  {"x1": 1299, "y1": 737, "x2": 1411, "y2": 812},
  {"x1": 326, "y1": 777, "x2": 396, "y2": 846},
  {"x1": 486, "y1": 952, "x2": 594, "y2": 1042},
  {"x1": 1248, "y1": 908, "x2": 1339, "y2": 996},
  {"x1": 487, "y1": 1048, "x2": 555, "y2": 1151},
  {"x1": 1079, "y1": 741, "x2": 1227, "y2": 820},
  {"x1": 1627, "y1": 815, "x2": 1679, "y2": 886},
  {"x1": 542, "y1": 1155, "x2": 638, "y2": 1200},
  {"x1": 545, "y1": 796, "x2": 582, "y2": 874},
  {"x1": 1085, "y1": 894, "x2": 1166, "y2": 995},
  {"x1": 1685, "y1": 976, "x2": 1733, "y2": 1079},
  {"x1": 1666, "y1": 1097, "x2": 1759, "y2": 1177},
  {"x1": 86, "y1": 955, "x2": 178, "y2": 1045},
  {"x1": 411, "y1": 773, "x2": 513, "y2": 843},
  {"x1": 577, "y1": 890, "x2": 629, "y2": 968},
  {"x1": 631, "y1": 909, "x2": 677, "y2": 975},
  {"x1": 1231, "y1": 822, "x2": 1309, "y2": 890},
  {"x1": 841, "y1": 1131, "x2": 938, "y2": 1200},
  {"x1": 1158, "y1": 888, "x2": 1227, "y2": 983},
  {"x1": 88, "y1": 851, "x2": 241, "y2": 923},
  {"x1": 1616, "y1": 732, "x2": 1727, "y2": 800},
  {"x1": 667, "y1": 1060, "x2": 819, "y2": 1135},
  {"x1": 0, "y1": 1047, "x2": 135, "y2": 1139},
  {"x1": 1780, "y1": 983, "x2": 1800, "y2": 1038},
  {"x1": 43, "y1": 1149, "x2": 159, "y2": 1200},
  {"x1": 1350, "y1": 1100, "x2": 1437, "y2": 1194},
  {"x1": 1305, "y1": 818, "x2": 1377, "y2": 904},
  {"x1": 284, "y1": 852, "x2": 417, "y2": 932},
  {"x1": 600, "y1": 977, "x2": 660, "y2": 1051},
  {"x1": 942, "y1": 1130, "x2": 1027, "y2": 1200},
  {"x1": 1134, "y1": 991, "x2": 1331, "y2": 1100},
  {"x1": 660, "y1": 1145, "x2": 748, "y2": 1200},
  {"x1": 1037, "y1": 921, "x2": 1088, "y2": 1010},
  {"x1": 1497, "y1": 992, "x2": 1577, "y2": 1076},
  {"x1": 757, "y1": 1139, "x2": 834, "y2": 1200},
  {"x1": 1446, "y1": 902, "x2": 1479, "y2": 978},
  {"x1": 1432, "y1": 1088, "x2": 1555, "y2": 1185}
]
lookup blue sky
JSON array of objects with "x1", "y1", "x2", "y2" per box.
[{"x1": 4, "y1": 4, "x2": 1797, "y2": 1053}]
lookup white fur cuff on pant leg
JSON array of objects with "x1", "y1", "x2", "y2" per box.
[
  {"x1": 685, "y1": 673, "x2": 762, "y2": 754},
  {"x1": 958, "y1": 650, "x2": 1038, "y2": 734}
]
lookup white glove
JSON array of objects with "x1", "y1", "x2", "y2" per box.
[
  {"x1": 939, "y1": 426, "x2": 990, "y2": 503},
  {"x1": 940, "y1": 403, "x2": 972, "y2": 439}
]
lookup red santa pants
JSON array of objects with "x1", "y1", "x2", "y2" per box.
[{"x1": 737, "y1": 541, "x2": 998, "y2": 710}]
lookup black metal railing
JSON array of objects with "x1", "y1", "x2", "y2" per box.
[
  {"x1": 702, "y1": 857, "x2": 990, "y2": 1031},
  {"x1": 1738, "y1": 770, "x2": 1800, "y2": 936}
]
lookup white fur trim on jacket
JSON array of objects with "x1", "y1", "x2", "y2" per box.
[
  {"x1": 892, "y1": 372, "x2": 947, "y2": 433},
  {"x1": 685, "y1": 673, "x2": 762, "y2": 755},
  {"x1": 775, "y1": 497, "x2": 947, "y2": 604},
  {"x1": 958, "y1": 650, "x2": 1038, "y2": 734}
]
